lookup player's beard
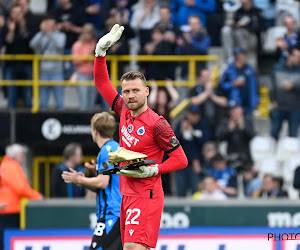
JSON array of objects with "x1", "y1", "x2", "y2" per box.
[{"x1": 126, "y1": 98, "x2": 146, "y2": 111}]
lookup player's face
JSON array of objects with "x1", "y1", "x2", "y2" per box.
[{"x1": 121, "y1": 78, "x2": 149, "y2": 112}]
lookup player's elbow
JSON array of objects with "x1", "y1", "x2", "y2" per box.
[
  {"x1": 97, "y1": 181, "x2": 109, "y2": 189},
  {"x1": 181, "y1": 153, "x2": 188, "y2": 169}
]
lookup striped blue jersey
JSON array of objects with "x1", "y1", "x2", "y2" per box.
[{"x1": 96, "y1": 139, "x2": 121, "y2": 220}]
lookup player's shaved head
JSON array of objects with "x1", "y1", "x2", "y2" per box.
[
  {"x1": 91, "y1": 112, "x2": 116, "y2": 138},
  {"x1": 121, "y1": 71, "x2": 147, "y2": 87}
]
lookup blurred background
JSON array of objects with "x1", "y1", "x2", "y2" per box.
[{"x1": 1, "y1": 0, "x2": 300, "y2": 249}]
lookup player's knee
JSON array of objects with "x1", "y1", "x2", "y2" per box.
[{"x1": 124, "y1": 242, "x2": 147, "y2": 250}]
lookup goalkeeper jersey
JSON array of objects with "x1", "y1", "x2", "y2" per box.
[
  {"x1": 112, "y1": 96, "x2": 179, "y2": 198},
  {"x1": 94, "y1": 56, "x2": 187, "y2": 198}
]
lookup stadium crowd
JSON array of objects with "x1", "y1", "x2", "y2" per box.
[{"x1": 1, "y1": 0, "x2": 300, "y2": 200}]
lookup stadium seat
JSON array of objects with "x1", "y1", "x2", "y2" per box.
[
  {"x1": 250, "y1": 136, "x2": 276, "y2": 161},
  {"x1": 287, "y1": 184, "x2": 299, "y2": 200},
  {"x1": 282, "y1": 157, "x2": 300, "y2": 183},
  {"x1": 276, "y1": 137, "x2": 300, "y2": 160},
  {"x1": 256, "y1": 157, "x2": 281, "y2": 177}
]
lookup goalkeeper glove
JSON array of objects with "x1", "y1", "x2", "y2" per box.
[
  {"x1": 95, "y1": 24, "x2": 124, "y2": 57},
  {"x1": 117, "y1": 164, "x2": 159, "y2": 178}
]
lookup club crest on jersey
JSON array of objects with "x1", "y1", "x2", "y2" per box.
[
  {"x1": 102, "y1": 162, "x2": 109, "y2": 169},
  {"x1": 137, "y1": 126, "x2": 145, "y2": 135},
  {"x1": 128, "y1": 124, "x2": 134, "y2": 133}
]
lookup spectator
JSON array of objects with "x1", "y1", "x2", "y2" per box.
[
  {"x1": 206, "y1": 0, "x2": 224, "y2": 46},
  {"x1": 148, "y1": 80, "x2": 179, "y2": 122},
  {"x1": 19, "y1": 0, "x2": 41, "y2": 39},
  {"x1": 3, "y1": 4, "x2": 33, "y2": 109},
  {"x1": 206, "y1": 153, "x2": 237, "y2": 197},
  {"x1": 194, "y1": 176, "x2": 227, "y2": 200},
  {"x1": 219, "y1": 48, "x2": 259, "y2": 117},
  {"x1": 175, "y1": 106, "x2": 212, "y2": 196},
  {"x1": 85, "y1": 0, "x2": 102, "y2": 37},
  {"x1": 201, "y1": 141, "x2": 218, "y2": 172},
  {"x1": 0, "y1": 144, "x2": 42, "y2": 249},
  {"x1": 242, "y1": 163, "x2": 261, "y2": 197},
  {"x1": 221, "y1": 0, "x2": 264, "y2": 68},
  {"x1": 72, "y1": 23, "x2": 97, "y2": 110},
  {"x1": 0, "y1": 12, "x2": 5, "y2": 49},
  {"x1": 189, "y1": 68, "x2": 228, "y2": 130},
  {"x1": 253, "y1": 0, "x2": 275, "y2": 29},
  {"x1": 293, "y1": 164, "x2": 300, "y2": 197},
  {"x1": 141, "y1": 27, "x2": 176, "y2": 80},
  {"x1": 276, "y1": 15, "x2": 300, "y2": 60},
  {"x1": 216, "y1": 104, "x2": 255, "y2": 161},
  {"x1": 253, "y1": 174, "x2": 288, "y2": 198},
  {"x1": 50, "y1": 143, "x2": 86, "y2": 198},
  {"x1": 269, "y1": 48, "x2": 300, "y2": 140},
  {"x1": 52, "y1": 0, "x2": 85, "y2": 78},
  {"x1": 0, "y1": 0, "x2": 12, "y2": 17},
  {"x1": 115, "y1": 0, "x2": 136, "y2": 26},
  {"x1": 154, "y1": 4, "x2": 181, "y2": 36},
  {"x1": 171, "y1": 0, "x2": 216, "y2": 27},
  {"x1": 130, "y1": 0, "x2": 160, "y2": 48},
  {"x1": 30, "y1": 15, "x2": 66, "y2": 111},
  {"x1": 176, "y1": 15, "x2": 211, "y2": 78}
]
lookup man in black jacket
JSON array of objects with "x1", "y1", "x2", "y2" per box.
[{"x1": 216, "y1": 103, "x2": 255, "y2": 161}]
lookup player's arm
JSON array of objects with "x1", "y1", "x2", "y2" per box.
[
  {"x1": 94, "y1": 24, "x2": 125, "y2": 114},
  {"x1": 153, "y1": 118, "x2": 188, "y2": 174},
  {"x1": 62, "y1": 168, "x2": 110, "y2": 189}
]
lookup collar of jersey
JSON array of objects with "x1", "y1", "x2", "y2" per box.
[
  {"x1": 129, "y1": 107, "x2": 150, "y2": 120},
  {"x1": 102, "y1": 138, "x2": 114, "y2": 148}
]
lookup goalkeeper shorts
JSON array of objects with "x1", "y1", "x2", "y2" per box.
[{"x1": 120, "y1": 194, "x2": 164, "y2": 249}]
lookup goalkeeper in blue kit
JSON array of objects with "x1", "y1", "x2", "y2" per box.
[{"x1": 62, "y1": 112, "x2": 122, "y2": 250}]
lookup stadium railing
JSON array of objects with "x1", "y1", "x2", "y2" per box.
[
  {"x1": 0, "y1": 54, "x2": 220, "y2": 118},
  {"x1": 32, "y1": 156, "x2": 96, "y2": 198},
  {"x1": 0, "y1": 54, "x2": 269, "y2": 118}
]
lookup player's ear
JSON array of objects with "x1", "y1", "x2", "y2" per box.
[{"x1": 145, "y1": 86, "x2": 149, "y2": 97}]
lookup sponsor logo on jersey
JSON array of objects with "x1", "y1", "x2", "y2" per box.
[
  {"x1": 129, "y1": 229, "x2": 134, "y2": 236},
  {"x1": 137, "y1": 126, "x2": 145, "y2": 136},
  {"x1": 128, "y1": 124, "x2": 134, "y2": 133},
  {"x1": 169, "y1": 136, "x2": 179, "y2": 148},
  {"x1": 121, "y1": 125, "x2": 139, "y2": 147}
]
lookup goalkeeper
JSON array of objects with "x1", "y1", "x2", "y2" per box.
[
  {"x1": 93, "y1": 24, "x2": 188, "y2": 250},
  {"x1": 62, "y1": 112, "x2": 122, "y2": 250}
]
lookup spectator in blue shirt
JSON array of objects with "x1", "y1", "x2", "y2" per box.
[
  {"x1": 85, "y1": 0, "x2": 102, "y2": 36},
  {"x1": 176, "y1": 15, "x2": 211, "y2": 78},
  {"x1": 206, "y1": 153, "x2": 237, "y2": 197},
  {"x1": 219, "y1": 47, "x2": 259, "y2": 117},
  {"x1": 242, "y1": 162, "x2": 261, "y2": 197},
  {"x1": 175, "y1": 106, "x2": 212, "y2": 196},
  {"x1": 276, "y1": 15, "x2": 300, "y2": 60},
  {"x1": 171, "y1": 0, "x2": 216, "y2": 27}
]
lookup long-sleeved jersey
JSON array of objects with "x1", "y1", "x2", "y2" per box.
[{"x1": 94, "y1": 56, "x2": 188, "y2": 198}]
